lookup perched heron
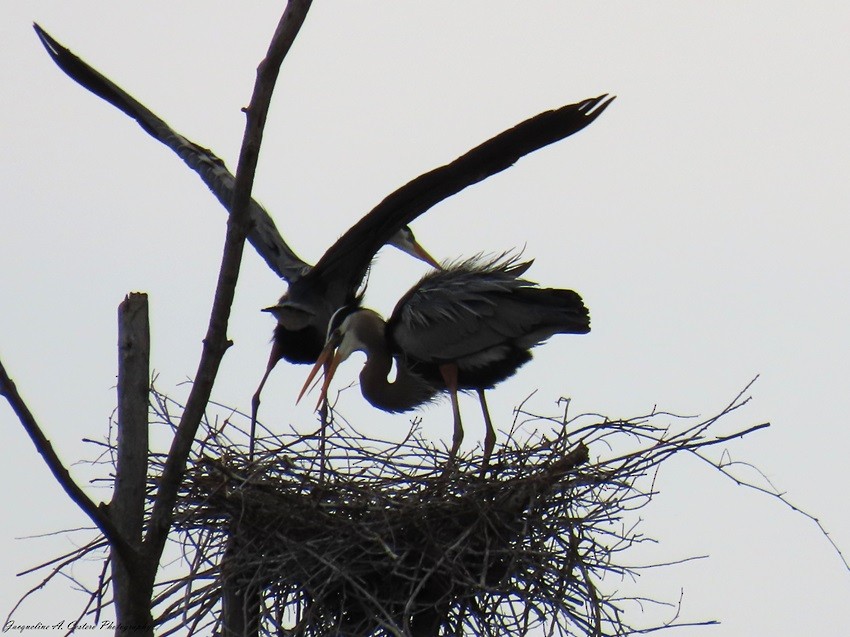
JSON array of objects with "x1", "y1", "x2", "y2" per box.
[{"x1": 299, "y1": 254, "x2": 590, "y2": 465}]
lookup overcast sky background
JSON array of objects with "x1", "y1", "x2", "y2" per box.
[{"x1": 2, "y1": 3, "x2": 849, "y2": 635}]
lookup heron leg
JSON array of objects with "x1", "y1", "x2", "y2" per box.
[
  {"x1": 439, "y1": 363, "x2": 463, "y2": 460},
  {"x1": 318, "y1": 397, "x2": 329, "y2": 484},
  {"x1": 250, "y1": 345, "x2": 281, "y2": 464},
  {"x1": 477, "y1": 389, "x2": 496, "y2": 475}
]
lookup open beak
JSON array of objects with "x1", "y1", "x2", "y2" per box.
[
  {"x1": 297, "y1": 342, "x2": 343, "y2": 410},
  {"x1": 411, "y1": 240, "x2": 442, "y2": 271}
]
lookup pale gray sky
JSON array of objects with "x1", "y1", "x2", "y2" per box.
[{"x1": 2, "y1": 3, "x2": 849, "y2": 635}]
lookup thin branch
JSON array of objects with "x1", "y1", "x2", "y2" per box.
[
  {"x1": 688, "y1": 445, "x2": 850, "y2": 572},
  {"x1": 144, "y1": 0, "x2": 313, "y2": 566},
  {"x1": 0, "y1": 357, "x2": 137, "y2": 568},
  {"x1": 5, "y1": 537, "x2": 107, "y2": 626},
  {"x1": 16, "y1": 537, "x2": 108, "y2": 578}
]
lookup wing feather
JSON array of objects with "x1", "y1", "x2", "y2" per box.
[
  {"x1": 390, "y1": 254, "x2": 588, "y2": 366},
  {"x1": 33, "y1": 24, "x2": 310, "y2": 282}
]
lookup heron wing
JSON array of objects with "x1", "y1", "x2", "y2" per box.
[
  {"x1": 390, "y1": 256, "x2": 589, "y2": 365},
  {"x1": 33, "y1": 24, "x2": 310, "y2": 283},
  {"x1": 310, "y1": 94, "x2": 615, "y2": 297}
]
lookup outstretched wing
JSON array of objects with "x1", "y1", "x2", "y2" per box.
[
  {"x1": 308, "y1": 94, "x2": 614, "y2": 299},
  {"x1": 33, "y1": 23, "x2": 310, "y2": 283}
]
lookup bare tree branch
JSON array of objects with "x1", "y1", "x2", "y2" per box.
[
  {"x1": 0, "y1": 358, "x2": 137, "y2": 568},
  {"x1": 143, "y1": 0, "x2": 313, "y2": 567}
]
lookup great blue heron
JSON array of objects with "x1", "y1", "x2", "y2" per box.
[{"x1": 299, "y1": 254, "x2": 590, "y2": 465}]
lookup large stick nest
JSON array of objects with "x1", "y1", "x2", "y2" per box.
[
  {"x1": 146, "y1": 384, "x2": 766, "y2": 637},
  {"x1": 178, "y1": 430, "x2": 589, "y2": 636}
]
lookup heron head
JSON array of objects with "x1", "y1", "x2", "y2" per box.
[
  {"x1": 388, "y1": 226, "x2": 442, "y2": 270},
  {"x1": 262, "y1": 298, "x2": 317, "y2": 331},
  {"x1": 297, "y1": 309, "x2": 382, "y2": 409}
]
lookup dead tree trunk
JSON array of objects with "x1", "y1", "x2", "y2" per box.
[
  {"x1": 221, "y1": 530, "x2": 261, "y2": 637},
  {"x1": 109, "y1": 293, "x2": 154, "y2": 635}
]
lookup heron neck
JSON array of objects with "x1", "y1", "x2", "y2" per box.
[{"x1": 358, "y1": 333, "x2": 434, "y2": 413}]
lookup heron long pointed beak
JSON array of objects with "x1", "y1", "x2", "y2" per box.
[
  {"x1": 411, "y1": 240, "x2": 442, "y2": 271},
  {"x1": 297, "y1": 345, "x2": 333, "y2": 405},
  {"x1": 297, "y1": 343, "x2": 344, "y2": 411},
  {"x1": 315, "y1": 350, "x2": 343, "y2": 411}
]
